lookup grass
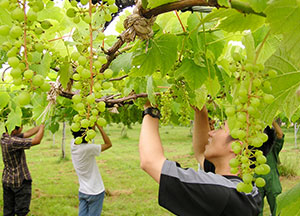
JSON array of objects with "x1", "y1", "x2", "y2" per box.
[{"x1": 0, "y1": 124, "x2": 299, "y2": 216}]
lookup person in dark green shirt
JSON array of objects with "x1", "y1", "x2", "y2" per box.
[{"x1": 257, "y1": 120, "x2": 284, "y2": 216}]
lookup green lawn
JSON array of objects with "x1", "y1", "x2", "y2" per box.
[{"x1": 0, "y1": 124, "x2": 299, "y2": 216}]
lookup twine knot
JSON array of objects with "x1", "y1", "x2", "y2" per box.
[{"x1": 121, "y1": 0, "x2": 156, "y2": 42}]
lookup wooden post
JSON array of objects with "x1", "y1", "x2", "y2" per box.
[{"x1": 62, "y1": 122, "x2": 66, "y2": 158}]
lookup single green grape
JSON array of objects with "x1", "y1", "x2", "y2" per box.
[
  {"x1": 66, "y1": 8, "x2": 76, "y2": 18},
  {"x1": 97, "y1": 101, "x2": 106, "y2": 112},
  {"x1": 232, "y1": 52, "x2": 242, "y2": 62},
  {"x1": 71, "y1": 122, "x2": 81, "y2": 132},
  {"x1": 73, "y1": 16, "x2": 80, "y2": 24},
  {"x1": 0, "y1": 25, "x2": 10, "y2": 36},
  {"x1": 83, "y1": 15, "x2": 91, "y2": 24},
  {"x1": 32, "y1": 75, "x2": 44, "y2": 86},
  {"x1": 242, "y1": 173, "x2": 253, "y2": 184},
  {"x1": 97, "y1": 32, "x2": 105, "y2": 41},
  {"x1": 86, "y1": 94, "x2": 95, "y2": 104},
  {"x1": 104, "y1": 13, "x2": 112, "y2": 22},
  {"x1": 81, "y1": 69, "x2": 91, "y2": 79},
  {"x1": 256, "y1": 155, "x2": 267, "y2": 164},
  {"x1": 255, "y1": 177, "x2": 266, "y2": 187},
  {"x1": 24, "y1": 69, "x2": 34, "y2": 79},
  {"x1": 229, "y1": 158, "x2": 239, "y2": 168},
  {"x1": 81, "y1": 119, "x2": 90, "y2": 128},
  {"x1": 41, "y1": 20, "x2": 52, "y2": 30},
  {"x1": 72, "y1": 94, "x2": 82, "y2": 104},
  {"x1": 9, "y1": 26, "x2": 23, "y2": 39},
  {"x1": 87, "y1": 129, "x2": 96, "y2": 139},
  {"x1": 40, "y1": 82, "x2": 51, "y2": 92},
  {"x1": 11, "y1": 8, "x2": 24, "y2": 21},
  {"x1": 8, "y1": 57, "x2": 20, "y2": 68},
  {"x1": 17, "y1": 92, "x2": 31, "y2": 106},
  {"x1": 71, "y1": 51, "x2": 81, "y2": 61},
  {"x1": 81, "y1": 0, "x2": 89, "y2": 5},
  {"x1": 98, "y1": 56, "x2": 107, "y2": 64},
  {"x1": 78, "y1": 56, "x2": 87, "y2": 66},
  {"x1": 27, "y1": 10, "x2": 37, "y2": 22},
  {"x1": 75, "y1": 137, "x2": 83, "y2": 144},
  {"x1": 108, "y1": 4, "x2": 118, "y2": 13},
  {"x1": 263, "y1": 94, "x2": 275, "y2": 104},
  {"x1": 97, "y1": 117, "x2": 107, "y2": 126},
  {"x1": 104, "y1": 69, "x2": 113, "y2": 79},
  {"x1": 76, "y1": 103, "x2": 85, "y2": 111}
]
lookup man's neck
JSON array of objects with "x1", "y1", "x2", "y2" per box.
[{"x1": 213, "y1": 158, "x2": 238, "y2": 176}]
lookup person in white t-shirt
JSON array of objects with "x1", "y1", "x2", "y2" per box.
[{"x1": 71, "y1": 123, "x2": 112, "y2": 216}]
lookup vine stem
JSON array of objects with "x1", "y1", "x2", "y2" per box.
[
  {"x1": 23, "y1": 0, "x2": 29, "y2": 70},
  {"x1": 254, "y1": 30, "x2": 271, "y2": 65},
  {"x1": 199, "y1": 13, "x2": 213, "y2": 94},
  {"x1": 174, "y1": 11, "x2": 186, "y2": 32},
  {"x1": 48, "y1": 34, "x2": 73, "y2": 42},
  {"x1": 89, "y1": 0, "x2": 94, "y2": 94}
]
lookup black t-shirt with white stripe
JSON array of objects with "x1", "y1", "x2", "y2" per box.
[{"x1": 159, "y1": 160, "x2": 261, "y2": 216}]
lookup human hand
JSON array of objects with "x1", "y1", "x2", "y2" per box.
[{"x1": 144, "y1": 100, "x2": 152, "y2": 110}]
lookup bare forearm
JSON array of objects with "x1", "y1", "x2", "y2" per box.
[
  {"x1": 139, "y1": 115, "x2": 166, "y2": 183},
  {"x1": 31, "y1": 125, "x2": 45, "y2": 146},
  {"x1": 23, "y1": 126, "x2": 41, "y2": 138},
  {"x1": 193, "y1": 106, "x2": 209, "y2": 165},
  {"x1": 97, "y1": 125, "x2": 112, "y2": 145},
  {"x1": 272, "y1": 121, "x2": 283, "y2": 139}
]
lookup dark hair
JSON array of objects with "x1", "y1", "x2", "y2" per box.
[
  {"x1": 71, "y1": 128, "x2": 88, "y2": 143},
  {"x1": 257, "y1": 126, "x2": 275, "y2": 156},
  {"x1": 5, "y1": 126, "x2": 20, "y2": 133}
]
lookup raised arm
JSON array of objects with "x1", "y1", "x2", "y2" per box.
[
  {"x1": 31, "y1": 124, "x2": 45, "y2": 146},
  {"x1": 23, "y1": 125, "x2": 42, "y2": 138},
  {"x1": 272, "y1": 120, "x2": 283, "y2": 139},
  {"x1": 95, "y1": 123, "x2": 112, "y2": 152},
  {"x1": 139, "y1": 103, "x2": 166, "y2": 184},
  {"x1": 192, "y1": 105, "x2": 210, "y2": 168}
]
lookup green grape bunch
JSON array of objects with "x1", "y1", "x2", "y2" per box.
[
  {"x1": 159, "y1": 87, "x2": 173, "y2": 125},
  {"x1": 226, "y1": 51, "x2": 276, "y2": 193}
]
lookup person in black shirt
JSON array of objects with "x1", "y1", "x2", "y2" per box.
[{"x1": 139, "y1": 103, "x2": 261, "y2": 216}]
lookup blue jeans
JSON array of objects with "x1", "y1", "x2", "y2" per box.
[{"x1": 78, "y1": 191, "x2": 105, "y2": 216}]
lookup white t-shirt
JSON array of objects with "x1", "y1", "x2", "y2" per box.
[{"x1": 71, "y1": 139, "x2": 104, "y2": 195}]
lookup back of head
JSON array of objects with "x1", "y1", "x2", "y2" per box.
[
  {"x1": 257, "y1": 126, "x2": 275, "y2": 156},
  {"x1": 71, "y1": 128, "x2": 88, "y2": 144}
]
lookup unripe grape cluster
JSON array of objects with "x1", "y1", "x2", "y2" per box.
[
  {"x1": 0, "y1": 0, "x2": 52, "y2": 107},
  {"x1": 68, "y1": 0, "x2": 119, "y2": 143},
  {"x1": 226, "y1": 51, "x2": 276, "y2": 193},
  {"x1": 158, "y1": 82, "x2": 191, "y2": 126},
  {"x1": 159, "y1": 87, "x2": 173, "y2": 125}
]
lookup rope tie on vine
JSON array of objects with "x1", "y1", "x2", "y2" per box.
[
  {"x1": 121, "y1": 0, "x2": 156, "y2": 42},
  {"x1": 47, "y1": 79, "x2": 62, "y2": 104},
  {"x1": 37, "y1": 78, "x2": 63, "y2": 124}
]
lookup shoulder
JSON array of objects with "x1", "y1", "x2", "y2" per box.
[{"x1": 161, "y1": 160, "x2": 237, "y2": 189}]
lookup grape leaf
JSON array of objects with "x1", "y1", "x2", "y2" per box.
[
  {"x1": 277, "y1": 182, "x2": 300, "y2": 215},
  {"x1": 6, "y1": 106, "x2": 22, "y2": 133},
  {"x1": 0, "y1": 92, "x2": 10, "y2": 109},
  {"x1": 218, "y1": 0, "x2": 230, "y2": 7},
  {"x1": 131, "y1": 34, "x2": 178, "y2": 76},
  {"x1": 31, "y1": 93, "x2": 48, "y2": 124},
  {"x1": 265, "y1": 0, "x2": 300, "y2": 62},
  {"x1": 242, "y1": 32, "x2": 255, "y2": 63},
  {"x1": 146, "y1": 76, "x2": 156, "y2": 105},
  {"x1": 147, "y1": 0, "x2": 178, "y2": 9},
  {"x1": 175, "y1": 58, "x2": 208, "y2": 90},
  {"x1": 59, "y1": 62, "x2": 73, "y2": 89},
  {"x1": 205, "y1": 75, "x2": 220, "y2": 97},
  {"x1": 248, "y1": 0, "x2": 268, "y2": 13},
  {"x1": 204, "y1": 8, "x2": 265, "y2": 33},
  {"x1": 263, "y1": 47, "x2": 300, "y2": 124},
  {"x1": 110, "y1": 53, "x2": 132, "y2": 74}
]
